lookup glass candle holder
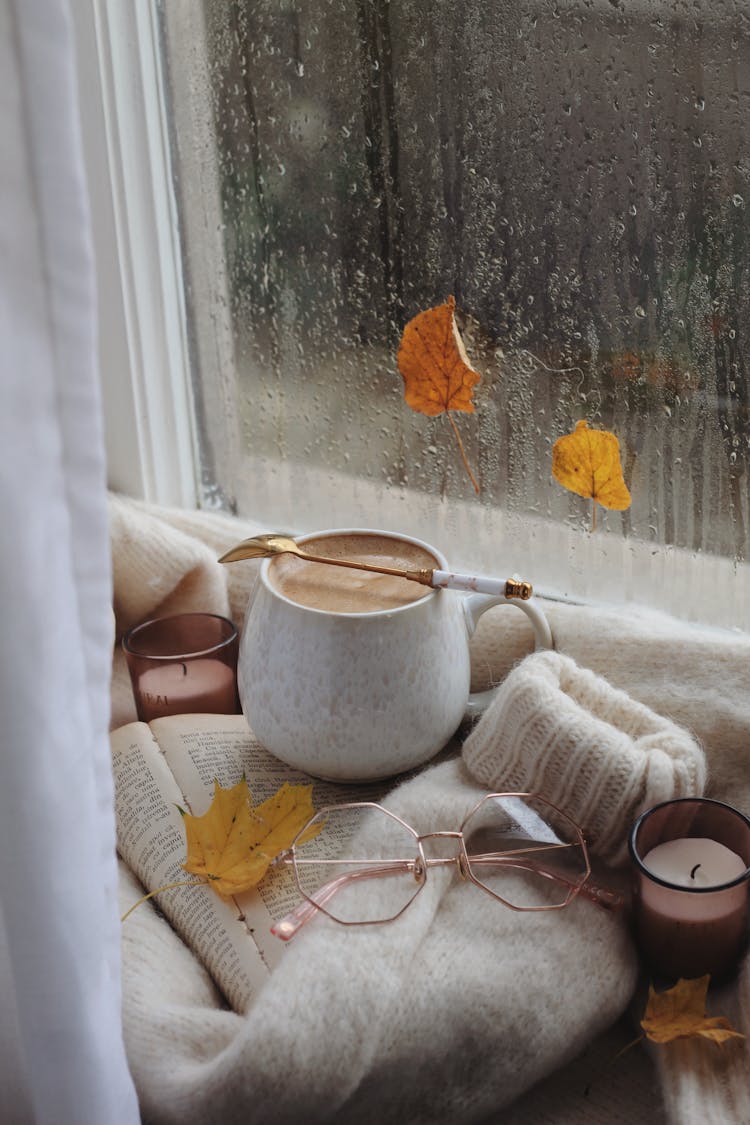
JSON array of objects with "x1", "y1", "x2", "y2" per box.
[
  {"x1": 629, "y1": 798, "x2": 750, "y2": 982},
  {"x1": 123, "y1": 613, "x2": 240, "y2": 722}
]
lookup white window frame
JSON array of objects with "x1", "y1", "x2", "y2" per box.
[{"x1": 72, "y1": 0, "x2": 199, "y2": 508}]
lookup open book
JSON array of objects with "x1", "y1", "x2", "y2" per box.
[{"x1": 111, "y1": 714, "x2": 390, "y2": 1013}]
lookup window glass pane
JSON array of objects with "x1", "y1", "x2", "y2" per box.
[{"x1": 159, "y1": 0, "x2": 750, "y2": 628}]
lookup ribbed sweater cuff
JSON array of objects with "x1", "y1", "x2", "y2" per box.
[{"x1": 462, "y1": 650, "x2": 706, "y2": 864}]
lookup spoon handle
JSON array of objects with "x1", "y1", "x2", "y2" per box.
[
  {"x1": 431, "y1": 569, "x2": 533, "y2": 600},
  {"x1": 299, "y1": 551, "x2": 434, "y2": 586}
]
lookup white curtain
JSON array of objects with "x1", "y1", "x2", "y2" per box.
[{"x1": 0, "y1": 0, "x2": 139, "y2": 1120}]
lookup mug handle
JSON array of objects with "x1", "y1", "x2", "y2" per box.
[{"x1": 462, "y1": 593, "x2": 553, "y2": 720}]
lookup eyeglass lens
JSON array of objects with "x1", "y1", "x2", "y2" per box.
[
  {"x1": 293, "y1": 805, "x2": 422, "y2": 924},
  {"x1": 462, "y1": 795, "x2": 588, "y2": 909}
]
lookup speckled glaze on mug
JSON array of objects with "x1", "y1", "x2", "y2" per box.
[{"x1": 238, "y1": 529, "x2": 550, "y2": 781}]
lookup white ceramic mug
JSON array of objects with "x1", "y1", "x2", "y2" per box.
[{"x1": 238, "y1": 528, "x2": 551, "y2": 781}]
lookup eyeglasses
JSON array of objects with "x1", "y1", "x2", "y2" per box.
[{"x1": 270, "y1": 792, "x2": 623, "y2": 941}]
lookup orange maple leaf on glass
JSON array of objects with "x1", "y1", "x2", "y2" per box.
[
  {"x1": 641, "y1": 976, "x2": 745, "y2": 1046},
  {"x1": 552, "y1": 419, "x2": 631, "y2": 530},
  {"x1": 397, "y1": 296, "x2": 481, "y2": 493}
]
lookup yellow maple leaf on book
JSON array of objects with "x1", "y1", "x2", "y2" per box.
[
  {"x1": 121, "y1": 777, "x2": 319, "y2": 921},
  {"x1": 181, "y1": 778, "x2": 319, "y2": 896}
]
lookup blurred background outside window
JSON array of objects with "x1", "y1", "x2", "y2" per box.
[{"x1": 158, "y1": 0, "x2": 750, "y2": 628}]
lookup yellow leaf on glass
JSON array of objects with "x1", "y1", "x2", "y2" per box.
[
  {"x1": 552, "y1": 420, "x2": 631, "y2": 511},
  {"x1": 396, "y1": 296, "x2": 481, "y2": 492},
  {"x1": 181, "y1": 778, "x2": 318, "y2": 897},
  {"x1": 641, "y1": 976, "x2": 745, "y2": 1046}
]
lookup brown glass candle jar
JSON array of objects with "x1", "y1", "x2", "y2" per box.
[
  {"x1": 123, "y1": 613, "x2": 240, "y2": 722},
  {"x1": 629, "y1": 798, "x2": 750, "y2": 983}
]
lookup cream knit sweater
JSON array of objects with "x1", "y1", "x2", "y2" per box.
[{"x1": 111, "y1": 494, "x2": 750, "y2": 1124}]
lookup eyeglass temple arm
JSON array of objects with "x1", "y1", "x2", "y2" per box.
[
  {"x1": 271, "y1": 855, "x2": 623, "y2": 942},
  {"x1": 580, "y1": 881, "x2": 623, "y2": 910},
  {"x1": 469, "y1": 853, "x2": 624, "y2": 911}
]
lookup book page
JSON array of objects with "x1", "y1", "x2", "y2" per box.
[
  {"x1": 111, "y1": 722, "x2": 269, "y2": 1012},
  {"x1": 149, "y1": 714, "x2": 393, "y2": 968}
]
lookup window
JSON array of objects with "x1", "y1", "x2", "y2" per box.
[{"x1": 102, "y1": 1, "x2": 750, "y2": 628}]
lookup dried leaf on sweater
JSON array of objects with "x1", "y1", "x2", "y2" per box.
[
  {"x1": 552, "y1": 420, "x2": 631, "y2": 528},
  {"x1": 641, "y1": 976, "x2": 745, "y2": 1046},
  {"x1": 396, "y1": 296, "x2": 481, "y2": 493},
  {"x1": 181, "y1": 778, "x2": 319, "y2": 896}
]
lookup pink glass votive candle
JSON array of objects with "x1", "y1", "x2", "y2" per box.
[
  {"x1": 629, "y1": 798, "x2": 750, "y2": 982},
  {"x1": 123, "y1": 613, "x2": 240, "y2": 722}
]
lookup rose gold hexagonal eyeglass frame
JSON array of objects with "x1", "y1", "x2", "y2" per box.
[{"x1": 271, "y1": 792, "x2": 623, "y2": 941}]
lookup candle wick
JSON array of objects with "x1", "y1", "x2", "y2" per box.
[
  {"x1": 181, "y1": 662, "x2": 188, "y2": 675},
  {"x1": 690, "y1": 863, "x2": 701, "y2": 879}
]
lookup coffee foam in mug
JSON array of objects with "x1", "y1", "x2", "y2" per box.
[{"x1": 269, "y1": 532, "x2": 438, "y2": 614}]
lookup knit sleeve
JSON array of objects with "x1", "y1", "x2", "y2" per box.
[{"x1": 462, "y1": 650, "x2": 706, "y2": 864}]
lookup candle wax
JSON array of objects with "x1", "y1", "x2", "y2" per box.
[
  {"x1": 137, "y1": 658, "x2": 237, "y2": 721},
  {"x1": 643, "y1": 837, "x2": 747, "y2": 889}
]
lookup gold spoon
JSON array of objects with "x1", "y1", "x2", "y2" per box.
[{"x1": 218, "y1": 533, "x2": 533, "y2": 600}]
